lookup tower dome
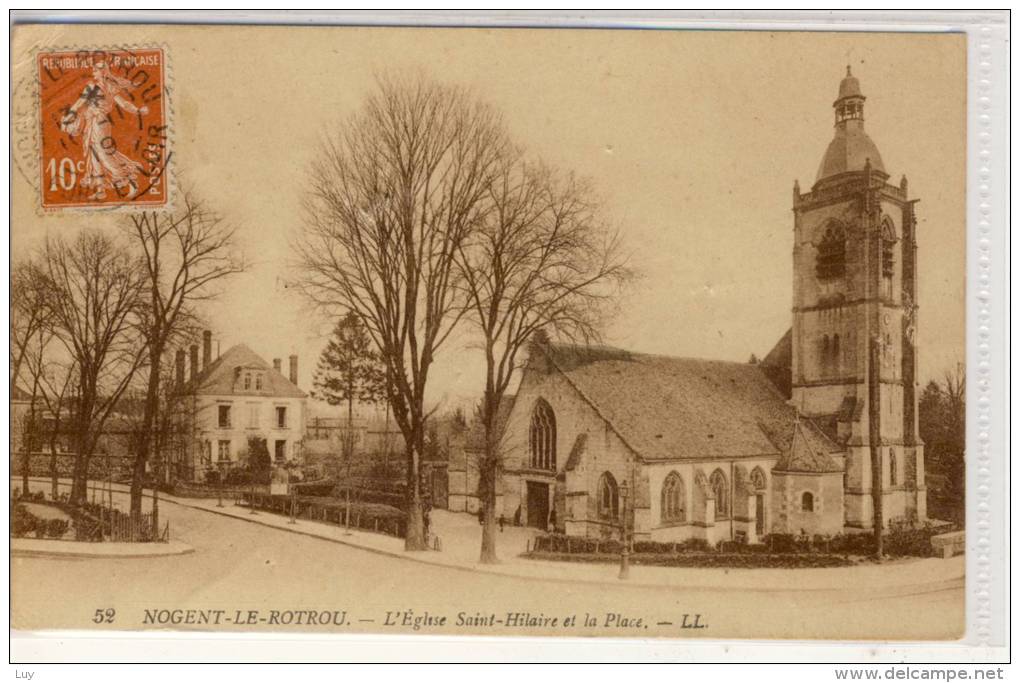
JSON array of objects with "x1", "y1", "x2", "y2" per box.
[{"x1": 814, "y1": 66, "x2": 886, "y2": 185}]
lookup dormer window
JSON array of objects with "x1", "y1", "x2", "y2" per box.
[
  {"x1": 243, "y1": 372, "x2": 252, "y2": 390},
  {"x1": 255, "y1": 373, "x2": 264, "y2": 391},
  {"x1": 816, "y1": 222, "x2": 846, "y2": 280}
]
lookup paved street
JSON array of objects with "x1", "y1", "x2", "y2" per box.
[{"x1": 11, "y1": 481, "x2": 964, "y2": 640}]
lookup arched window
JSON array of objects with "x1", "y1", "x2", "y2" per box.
[
  {"x1": 816, "y1": 222, "x2": 846, "y2": 280},
  {"x1": 881, "y1": 217, "x2": 897, "y2": 278},
  {"x1": 750, "y1": 467, "x2": 767, "y2": 491},
  {"x1": 529, "y1": 400, "x2": 557, "y2": 471},
  {"x1": 801, "y1": 492, "x2": 814, "y2": 512},
  {"x1": 597, "y1": 472, "x2": 619, "y2": 520},
  {"x1": 881, "y1": 217, "x2": 897, "y2": 298},
  {"x1": 889, "y1": 449, "x2": 898, "y2": 486},
  {"x1": 661, "y1": 471, "x2": 686, "y2": 523},
  {"x1": 710, "y1": 469, "x2": 729, "y2": 519}
]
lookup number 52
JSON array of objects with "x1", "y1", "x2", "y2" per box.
[{"x1": 92, "y1": 608, "x2": 115, "y2": 624}]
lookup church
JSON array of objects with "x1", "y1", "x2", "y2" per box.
[{"x1": 496, "y1": 68, "x2": 926, "y2": 544}]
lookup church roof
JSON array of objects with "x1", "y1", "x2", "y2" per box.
[
  {"x1": 181, "y1": 343, "x2": 307, "y2": 398},
  {"x1": 759, "y1": 328, "x2": 792, "y2": 398},
  {"x1": 773, "y1": 421, "x2": 843, "y2": 473},
  {"x1": 536, "y1": 342, "x2": 839, "y2": 463}
]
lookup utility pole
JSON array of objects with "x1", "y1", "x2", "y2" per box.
[
  {"x1": 869, "y1": 336, "x2": 884, "y2": 560},
  {"x1": 618, "y1": 480, "x2": 630, "y2": 580},
  {"x1": 151, "y1": 456, "x2": 160, "y2": 540}
]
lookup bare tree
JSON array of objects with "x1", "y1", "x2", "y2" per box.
[
  {"x1": 10, "y1": 257, "x2": 54, "y2": 395},
  {"x1": 293, "y1": 76, "x2": 510, "y2": 550},
  {"x1": 35, "y1": 356, "x2": 78, "y2": 500},
  {"x1": 14, "y1": 329, "x2": 48, "y2": 496},
  {"x1": 457, "y1": 158, "x2": 631, "y2": 563},
  {"x1": 43, "y1": 230, "x2": 147, "y2": 505},
  {"x1": 125, "y1": 194, "x2": 243, "y2": 520}
]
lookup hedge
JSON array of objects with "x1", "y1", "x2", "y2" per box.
[
  {"x1": 530, "y1": 525, "x2": 943, "y2": 561},
  {"x1": 240, "y1": 492, "x2": 406, "y2": 538},
  {"x1": 523, "y1": 550, "x2": 853, "y2": 568},
  {"x1": 168, "y1": 482, "x2": 267, "y2": 499}
]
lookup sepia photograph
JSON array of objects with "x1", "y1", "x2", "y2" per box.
[{"x1": 8, "y1": 17, "x2": 982, "y2": 660}]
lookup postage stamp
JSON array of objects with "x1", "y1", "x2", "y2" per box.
[{"x1": 36, "y1": 46, "x2": 170, "y2": 210}]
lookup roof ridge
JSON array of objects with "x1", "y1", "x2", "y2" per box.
[{"x1": 545, "y1": 340, "x2": 761, "y2": 368}]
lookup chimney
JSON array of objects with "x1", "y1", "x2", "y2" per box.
[
  {"x1": 273, "y1": 358, "x2": 282, "y2": 373},
  {"x1": 175, "y1": 349, "x2": 185, "y2": 387},
  {"x1": 289, "y1": 355, "x2": 298, "y2": 386},
  {"x1": 203, "y1": 330, "x2": 212, "y2": 369},
  {"x1": 190, "y1": 344, "x2": 199, "y2": 382}
]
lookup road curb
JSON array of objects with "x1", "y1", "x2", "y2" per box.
[{"x1": 11, "y1": 538, "x2": 195, "y2": 560}]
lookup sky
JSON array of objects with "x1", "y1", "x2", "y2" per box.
[{"x1": 11, "y1": 25, "x2": 967, "y2": 416}]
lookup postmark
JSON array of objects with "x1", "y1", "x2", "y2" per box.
[{"x1": 35, "y1": 46, "x2": 171, "y2": 210}]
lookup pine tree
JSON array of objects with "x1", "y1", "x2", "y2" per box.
[{"x1": 312, "y1": 311, "x2": 387, "y2": 529}]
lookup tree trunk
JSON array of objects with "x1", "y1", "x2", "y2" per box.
[
  {"x1": 21, "y1": 449, "x2": 30, "y2": 496},
  {"x1": 478, "y1": 384, "x2": 500, "y2": 564},
  {"x1": 478, "y1": 428, "x2": 499, "y2": 563},
  {"x1": 70, "y1": 452, "x2": 90, "y2": 506},
  {"x1": 345, "y1": 390, "x2": 354, "y2": 533},
  {"x1": 131, "y1": 344, "x2": 163, "y2": 520},
  {"x1": 479, "y1": 482, "x2": 498, "y2": 564},
  {"x1": 50, "y1": 452, "x2": 59, "y2": 500},
  {"x1": 49, "y1": 409, "x2": 62, "y2": 500},
  {"x1": 22, "y1": 376, "x2": 40, "y2": 495},
  {"x1": 404, "y1": 440, "x2": 427, "y2": 551}
]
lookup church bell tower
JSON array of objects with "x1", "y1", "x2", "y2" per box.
[{"x1": 791, "y1": 67, "x2": 926, "y2": 528}]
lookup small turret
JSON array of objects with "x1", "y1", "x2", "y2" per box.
[
  {"x1": 815, "y1": 66, "x2": 887, "y2": 185},
  {"x1": 834, "y1": 65, "x2": 865, "y2": 124}
]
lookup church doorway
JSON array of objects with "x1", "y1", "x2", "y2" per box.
[
  {"x1": 755, "y1": 494, "x2": 765, "y2": 536},
  {"x1": 526, "y1": 481, "x2": 550, "y2": 530}
]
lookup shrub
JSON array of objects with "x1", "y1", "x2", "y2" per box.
[
  {"x1": 886, "y1": 524, "x2": 937, "y2": 557},
  {"x1": 222, "y1": 467, "x2": 253, "y2": 487},
  {"x1": 523, "y1": 551, "x2": 853, "y2": 569},
  {"x1": 46, "y1": 518, "x2": 69, "y2": 539},
  {"x1": 294, "y1": 480, "x2": 337, "y2": 497},
  {"x1": 829, "y1": 533, "x2": 875, "y2": 556},
  {"x1": 11, "y1": 504, "x2": 37, "y2": 537},
  {"x1": 529, "y1": 527, "x2": 935, "y2": 561},
  {"x1": 762, "y1": 533, "x2": 799, "y2": 553}
]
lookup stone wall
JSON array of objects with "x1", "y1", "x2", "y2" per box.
[
  {"x1": 772, "y1": 470, "x2": 844, "y2": 535},
  {"x1": 500, "y1": 365, "x2": 639, "y2": 538}
]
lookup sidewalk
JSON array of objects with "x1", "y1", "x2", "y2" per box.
[{"x1": 14, "y1": 477, "x2": 964, "y2": 595}]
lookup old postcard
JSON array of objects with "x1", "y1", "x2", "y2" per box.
[{"x1": 10, "y1": 22, "x2": 969, "y2": 645}]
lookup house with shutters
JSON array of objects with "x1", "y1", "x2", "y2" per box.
[
  {"x1": 170, "y1": 330, "x2": 308, "y2": 482},
  {"x1": 496, "y1": 68, "x2": 926, "y2": 543}
]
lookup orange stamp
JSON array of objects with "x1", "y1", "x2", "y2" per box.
[{"x1": 37, "y1": 46, "x2": 170, "y2": 210}]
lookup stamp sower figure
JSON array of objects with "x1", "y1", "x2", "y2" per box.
[{"x1": 59, "y1": 61, "x2": 148, "y2": 200}]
